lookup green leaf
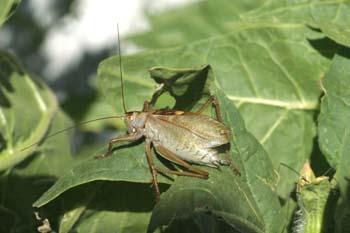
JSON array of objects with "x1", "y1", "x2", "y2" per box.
[
  {"x1": 46, "y1": 146, "x2": 161, "y2": 233},
  {"x1": 0, "y1": 109, "x2": 74, "y2": 231},
  {"x1": 129, "y1": 0, "x2": 350, "y2": 48},
  {"x1": 318, "y1": 53, "x2": 350, "y2": 232},
  {"x1": 100, "y1": 26, "x2": 330, "y2": 198},
  {"x1": 58, "y1": 182, "x2": 103, "y2": 233},
  {"x1": 0, "y1": 0, "x2": 20, "y2": 28},
  {"x1": 242, "y1": 0, "x2": 350, "y2": 46},
  {"x1": 33, "y1": 142, "x2": 172, "y2": 208},
  {"x1": 66, "y1": 182, "x2": 159, "y2": 233},
  {"x1": 0, "y1": 50, "x2": 57, "y2": 170}
]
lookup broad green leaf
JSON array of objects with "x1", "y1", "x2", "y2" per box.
[
  {"x1": 0, "y1": 50, "x2": 57, "y2": 170},
  {"x1": 0, "y1": 110, "x2": 74, "y2": 232},
  {"x1": 128, "y1": 0, "x2": 266, "y2": 49},
  {"x1": 0, "y1": 0, "x2": 20, "y2": 28},
  {"x1": 242, "y1": 0, "x2": 350, "y2": 46},
  {"x1": 67, "y1": 182, "x2": 160, "y2": 233},
  {"x1": 34, "y1": 138, "x2": 167, "y2": 233},
  {"x1": 55, "y1": 145, "x2": 161, "y2": 233},
  {"x1": 33, "y1": 141, "x2": 172, "y2": 208},
  {"x1": 129, "y1": 0, "x2": 350, "y2": 48},
  {"x1": 318, "y1": 53, "x2": 350, "y2": 233},
  {"x1": 100, "y1": 26, "x2": 330, "y2": 198}
]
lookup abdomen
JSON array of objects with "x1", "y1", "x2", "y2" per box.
[{"x1": 144, "y1": 115, "x2": 227, "y2": 167}]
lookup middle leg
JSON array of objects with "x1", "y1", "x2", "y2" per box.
[{"x1": 145, "y1": 143, "x2": 210, "y2": 201}]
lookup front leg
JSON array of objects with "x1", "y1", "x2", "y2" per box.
[
  {"x1": 95, "y1": 134, "x2": 141, "y2": 159},
  {"x1": 145, "y1": 141, "x2": 161, "y2": 201}
]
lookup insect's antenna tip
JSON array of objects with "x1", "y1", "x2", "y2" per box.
[{"x1": 117, "y1": 23, "x2": 127, "y2": 113}]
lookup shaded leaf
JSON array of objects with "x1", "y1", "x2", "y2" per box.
[
  {"x1": 318, "y1": 53, "x2": 350, "y2": 233},
  {"x1": 148, "y1": 65, "x2": 212, "y2": 110},
  {"x1": 0, "y1": 205, "x2": 17, "y2": 233},
  {"x1": 58, "y1": 182, "x2": 102, "y2": 233},
  {"x1": 0, "y1": 50, "x2": 57, "y2": 170},
  {"x1": 68, "y1": 182, "x2": 160, "y2": 233},
  {"x1": 0, "y1": 109, "x2": 74, "y2": 232},
  {"x1": 54, "y1": 146, "x2": 161, "y2": 233}
]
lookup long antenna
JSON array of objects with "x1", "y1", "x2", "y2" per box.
[
  {"x1": 21, "y1": 115, "x2": 123, "y2": 152},
  {"x1": 279, "y1": 162, "x2": 309, "y2": 183},
  {"x1": 117, "y1": 24, "x2": 127, "y2": 113}
]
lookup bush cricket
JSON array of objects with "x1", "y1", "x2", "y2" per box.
[{"x1": 94, "y1": 26, "x2": 241, "y2": 201}]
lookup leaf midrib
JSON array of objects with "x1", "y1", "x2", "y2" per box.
[{"x1": 230, "y1": 95, "x2": 319, "y2": 110}]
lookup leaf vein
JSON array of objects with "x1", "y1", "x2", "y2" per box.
[
  {"x1": 266, "y1": 47, "x2": 305, "y2": 103},
  {"x1": 235, "y1": 47, "x2": 260, "y2": 97},
  {"x1": 245, "y1": 0, "x2": 348, "y2": 19},
  {"x1": 260, "y1": 109, "x2": 288, "y2": 144}
]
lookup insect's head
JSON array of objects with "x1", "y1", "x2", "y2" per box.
[{"x1": 123, "y1": 111, "x2": 148, "y2": 134}]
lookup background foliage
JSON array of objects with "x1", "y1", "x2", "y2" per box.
[{"x1": 0, "y1": 0, "x2": 350, "y2": 232}]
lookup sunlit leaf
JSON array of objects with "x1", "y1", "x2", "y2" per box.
[
  {"x1": 33, "y1": 142, "x2": 172, "y2": 208},
  {"x1": 242, "y1": 0, "x2": 350, "y2": 46},
  {"x1": 128, "y1": 0, "x2": 266, "y2": 49}
]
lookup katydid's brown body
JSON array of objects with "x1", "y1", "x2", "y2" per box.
[{"x1": 98, "y1": 96, "x2": 240, "y2": 201}]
